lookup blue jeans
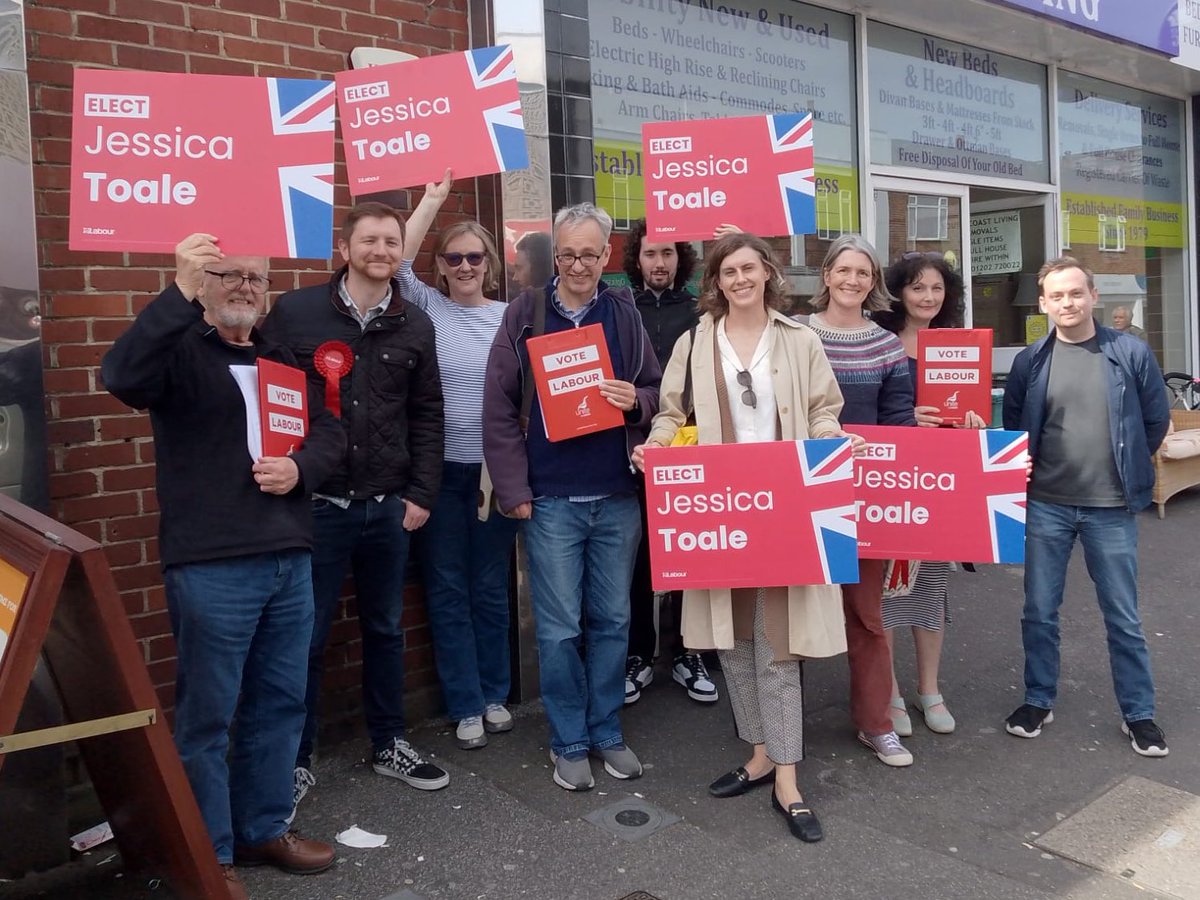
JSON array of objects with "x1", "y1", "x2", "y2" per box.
[
  {"x1": 416, "y1": 462, "x2": 519, "y2": 720},
  {"x1": 163, "y1": 550, "x2": 313, "y2": 863},
  {"x1": 1022, "y1": 500, "x2": 1156, "y2": 722},
  {"x1": 523, "y1": 494, "x2": 640, "y2": 756},
  {"x1": 298, "y1": 495, "x2": 411, "y2": 766}
]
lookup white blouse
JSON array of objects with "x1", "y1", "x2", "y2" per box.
[{"x1": 715, "y1": 318, "x2": 777, "y2": 444}]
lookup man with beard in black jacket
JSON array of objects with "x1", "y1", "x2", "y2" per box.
[
  {"x1": 261, "y1": 203, "x2": 447, "y2": 821},
  {"x1": 620, "y1": 219, "x2": 717, "y2": 707}
]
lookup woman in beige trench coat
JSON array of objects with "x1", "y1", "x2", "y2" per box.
[{"x1": 633, "y1": 232, "x2": 861, "y2": 843}]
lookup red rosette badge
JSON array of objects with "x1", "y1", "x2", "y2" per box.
[{"x1": 313, "y1": 340, "x2": 353, "y2": 417}]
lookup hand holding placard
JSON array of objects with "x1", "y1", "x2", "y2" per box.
[{"x1": 173, "y1": 233, "x2": 223, "y2": 300}]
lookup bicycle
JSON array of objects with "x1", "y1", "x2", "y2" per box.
[{"x1": 1163, "y1": 372, "x2": 1200, "y2": 410}]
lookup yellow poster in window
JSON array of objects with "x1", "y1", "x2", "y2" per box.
[
  {"x1": 1025, "y1": 314, "x2": 1049, "y2": 345},
  {"x1": 0, "y1": 557, "x2": 31, "y2": 671}
]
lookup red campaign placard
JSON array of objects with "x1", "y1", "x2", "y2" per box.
[
  {"x1": 335, "y1": 45, "x2": 529, "y2": 193},
  {"x1": 642, "y1": 112, "x2": 815, "y2": 241},
  {"x1": 917, "y1": 329, "x2": 994, "y2": 425},
  {"x1": 644, "y1": 439, "x2": 858, "y2": 591},
  {"x1": 845, "y1": 425, "x2": 1028, "y2": 564},
  {"x1": 70, "y1": 68, "x2": 335, "y2": 259},
  {"x1": 257, "y1": 358, "x2": 308, "y2": 457},
  {"x1": 527, "y1": 324, "x2": 624, "y2": 442}
]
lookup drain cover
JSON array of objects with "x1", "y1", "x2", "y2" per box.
[
  {"x1": 584, "y1": 796, "x2": 681, "y2": 842},
  {"x1": 617, "y1": 893, "x2": 664, "y2": 900}
]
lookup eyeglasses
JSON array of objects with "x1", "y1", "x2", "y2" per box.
[
  {"x1": 736, "y1": 370, "x2": 757, "y2": 409},
  {"x1": 205, "y1": 270, "x2": 271, "y2": 293},
  {"x1": 901, "y1": 251, "x2": 945, "y2": 261},
  {"x1": 555, "y1": 252, "x2": 602, "y2": 268},
  {"x1": 440, "y1": 252, "x2": 486, "y2": 267}
]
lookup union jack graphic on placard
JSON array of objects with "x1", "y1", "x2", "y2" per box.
[
  {"x1": 987, "y1": 493, "x2": 1027, "y2": 564},
  {"x1": 981, "y1": 429, "x2": 1029, "y2": 471},
  {"x1": 769, "y1": 113, "x2": 816, "y2": 235},
  {"x1": 796, "y1": 436, "x2": 853, "y2": 485},
  {"x1": 267, "y1": 78, "x2": 336, "y2": 135},
  {"x1": 482, "y1": 99, "x2": 531, "y2": 173},
  {"x1": 466, "y1": 45, "x2": 517, "y2": 89}
]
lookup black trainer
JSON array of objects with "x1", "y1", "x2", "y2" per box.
[
  {"x1": 1122, "y1": 720, "x2": 1169, "y2": 757},
  {"x1": 372, "y1": 737, "x2": 450, "y2": 790},
  {"x1": 1005, "y1": 704, "x2": 1053, "y2": 738}
]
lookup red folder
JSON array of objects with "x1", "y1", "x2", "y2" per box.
[
  {"x1": 257, "y1": 358, "x2": 308, "y2": 456},
  {"x1": 527, "y1": 324, "x2": 625, "y2": 442},
  {"x1": 916, "y1": 329, "x2": 993, "y2": 425}
]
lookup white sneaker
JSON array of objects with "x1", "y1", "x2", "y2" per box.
[
  {"x1": 624, "y1": 655, "x2": 653, "y2": 705},
  {"x1": 285, "y1": 766, "x2": 315, "y2": 825},
  {"x1": 672, "y1": 653, "x2": 718, "y2": 703},
  {"x1": 456, "y1": 716, "x2": 487, "y2": 749},
  {"x1": 483, "y1": 703, "x2": 513, "y2": 733}
]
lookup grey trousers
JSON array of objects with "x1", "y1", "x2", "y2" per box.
[{"x1": 717, "y1": 589, "x2": 806, "y2": 764}]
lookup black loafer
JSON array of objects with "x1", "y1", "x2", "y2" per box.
[
  {"x1": 708, "y1": 766, "x2": 774, "y2": 798},
  {"x1": 771, "y1": 792, "x2": 823, "y2": 843}
]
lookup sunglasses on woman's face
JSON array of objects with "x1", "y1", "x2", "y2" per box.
[
  {"x1": 440, "y1": 252, "x2": 486, "y2": 267},
  {"x1": 736, "y1": 370, "x2": 757, "y2": 409}
]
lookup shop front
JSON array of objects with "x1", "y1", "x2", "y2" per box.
[{"x1": 481, "y1": 0, "x2": 1200, "y2": 376}]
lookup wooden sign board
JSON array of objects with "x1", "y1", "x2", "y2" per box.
[{"x1": 0, "y1": 495, "x2": 224, "y2": 898}]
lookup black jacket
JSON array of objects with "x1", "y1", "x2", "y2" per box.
[
  {"x1": 633, "y1": 286, "x2": 699, "y2": 368},
  {"x1": 101, "y1": 284, "x2": 346, "y2": 567},
  {"x1": 260, "y1": 268, "x2": 444, "y2": 507}
]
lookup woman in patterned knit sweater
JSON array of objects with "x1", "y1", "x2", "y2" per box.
[
  {"x1": 873, "y1": 254, "x2": 984, "y2": 737},
  {"x1": 806, "y1": 234, "x2": 918, "y2": 768}
]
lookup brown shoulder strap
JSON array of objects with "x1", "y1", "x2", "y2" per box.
[{"x1": 711, "y1": 333, "x2": 736, "y2": 444}]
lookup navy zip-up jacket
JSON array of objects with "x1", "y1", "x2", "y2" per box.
[{"x1": 1002, "y1": 323, "x2": 1169, "y2": 512}]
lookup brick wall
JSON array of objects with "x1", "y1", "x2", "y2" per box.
[{"x1": 25, "y1": 0, "x2": 476, "y2": 735}]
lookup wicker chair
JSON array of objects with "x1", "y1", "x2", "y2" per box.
[{"x1": 1153, "y1": 409, "x2": 1200, "y2": 518}]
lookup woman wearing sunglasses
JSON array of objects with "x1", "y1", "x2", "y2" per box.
[
  {"x1": 806, "y1": 234, "x2": 918, "y2": 769},
  {"x1": 633, "y1": 232, "x2": 853, "y2": 843},
  {"x1": 872, "y1": 252, "x2": 980, "y2": 738},
  {"x1": 397, "y1": 170, "x2": 520, "y2": 751}
]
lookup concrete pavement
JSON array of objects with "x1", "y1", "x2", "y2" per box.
[{"x1": 12, "y1": 489, "x2": 1200, "y2": 899}]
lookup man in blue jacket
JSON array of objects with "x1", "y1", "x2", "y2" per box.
[
  {"x1": 484, "y1": 203, "x2": 661, "y2": 791},
  {"x1": 1002, "y1": 256, "x2": 1170, "y2": 757}
]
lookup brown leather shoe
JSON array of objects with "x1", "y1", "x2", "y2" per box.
[
  {"x1": 234, "y1": 830, "x2": 335, "y2": 874},
  {"x1": 222, "y1": 864, "x2": 249, "y2": 900}
]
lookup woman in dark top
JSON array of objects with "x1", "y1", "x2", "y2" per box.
[{"x1": 876, "y1": 253, "x2": 982, "y2": 737}]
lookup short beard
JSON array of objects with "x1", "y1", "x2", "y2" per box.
[{"x1": 212, "y1": 303, "x2": 259, "y2": 331}]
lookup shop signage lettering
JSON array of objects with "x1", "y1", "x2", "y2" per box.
[
  {"x1": 644, "y1": 439, "x2": 858, "y2": 590},
  {"x1": 846, "y1": 426, "x2": 1027, "y2": 563},
  {"x1": 334, "y1": 45, "x2": 529, "y2": 191},
  {"x1": 69, "y1": 68, "x2": 335, "y2": 258}
]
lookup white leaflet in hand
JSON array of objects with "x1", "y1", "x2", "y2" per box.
[{"x1": 229, "y1": 365, "x2": 262, "y2": 462}]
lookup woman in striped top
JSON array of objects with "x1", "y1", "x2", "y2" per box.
[
  {"x1": 807, "y1": 234, "x2": 917, "y2": 769},
  {"x1": 397, "y1": 170, "x2": 520, "y2": 751},
  {"x1": 874, "y1": 253, "x2": 982, "y2": 737}
]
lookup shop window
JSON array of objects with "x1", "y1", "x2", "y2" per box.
[
  {"x1": 586, "y1": 0, "x2": 858, "y2": 276},
  {"x1": 1057, "y1": 71, "x2": 1189, "y2": 371},
  {"x1": 1097, "y1": 214, "x2": 1126, "y2": 253},
  {"x1": 907, "y1": 195, "x2": 949, "y2": 241}
]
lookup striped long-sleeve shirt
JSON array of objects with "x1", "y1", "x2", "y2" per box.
[{"x1": 396, "y1": 261, "x2": 506, "y2": 463}]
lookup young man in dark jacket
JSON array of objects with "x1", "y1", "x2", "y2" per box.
[
  {"x1": 483, "y1": 203, "x2": 661, "y2": 791},
  {"x1": 261, "y1": 203, "x2": 447, "y2": 815},
  {"x1": 102, "y1": 234, "x2": 345, "y2": 896},
  {"x1": 1002, "y1": 256, "x2": 1170, "y2": 757},
  {"x1": 619, "y1": 220, "x2": 716, "y2": 706}
]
